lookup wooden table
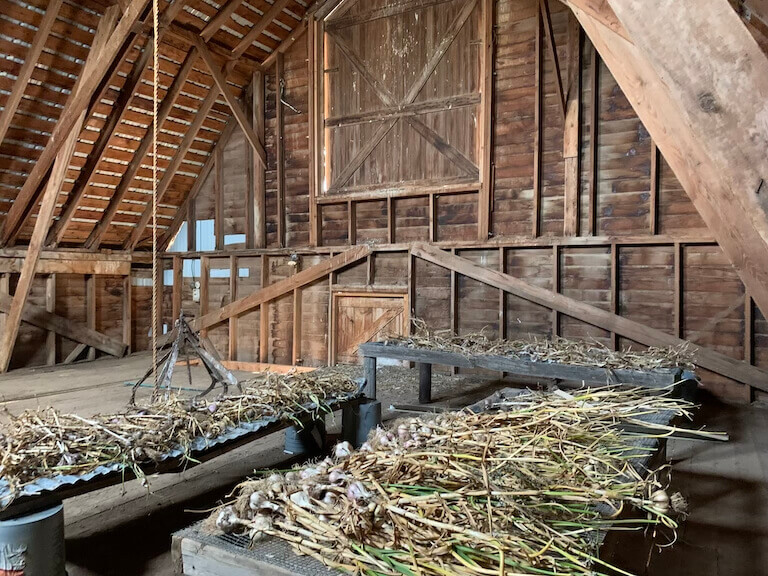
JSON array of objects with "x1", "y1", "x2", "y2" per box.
[{"x1": 359, "y1": 342, "x2": 689, "y2": 404}]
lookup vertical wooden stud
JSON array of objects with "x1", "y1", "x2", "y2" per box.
[
  {"x1": 347, "y1": 200, "x2": 356, "y2": 245},
  {"x1": 86, "y1": 275, "x2": 96, "y2": 361},
  {"x1": 260, "y1": 255, "x2": 269, "y2": 363},
  {"x1": 172, "y1": 256, "x2": 182, "y2": 322},
  {"x1": 428, "y1": 194, "x2": 436, "y2": 242},
  {"x1": 0, "y1": 274, "x2": 9, "y2": 343},
  {"x1": 563, "y1": 15, "x2": 582, "y2": 237},
  {"x1": 366, "y1": 254, "x2": 374, "y2": 286},
  {"x1": 46, "y1": 274, "x2": 56, "y2": 365},
  {"x1": 249, "y1": 70, "x2": 266, "y2": 248},
  {"x1": 387, "y1": 196, "x2": 395, "y2": 244},
  {"x1": 276, "y1": 52, "x2": 286, "y2": 247},
  {"x1": 229, "y1": 256, "x2": 238, "y2": 361},
  {"x1": 650, "y1": 140, "x2": 659, "y2": 235},
  {"x1": 122, "y1": 274, "x2": 132, "y2": 354},
  {"x1": 551, "y1": 245, "x2": 559, "y2": 336},
  {"x1": 610, "y1": 243, "x2": 619, "y2": 350},
  {"x1": 745, "y1": 290, "x2": 754, "y2": 402},
  {"x1": 478, "y1": 0, "x2": 494, "y2": 240},
  {"x1": 200, "y1": 256, "x2": 210, "y2": 338},
  {"x1": 292, "y1": 287, "x2": 302, "y2": 365},
  {"x1": 327, "y1": 252, "x2": 335, "y2": 366},
  {"x1": 187, "y1": 202, "x2": 196, "y2": 252},
  {"x1": 674, "y1": 243, "x2": 683, "y2": 339},
  {"x1": 588, "y1": 45, "x2": 599, "y2": 236},
  {"x1": 214, "y1": 146, "x2": 224, "y2": 249},
  {"x1": 450, "y1": 248, "x2": 459, "y2": 375},
  {"x1": 532, "y1": 3, "x2": 543, "y2": 238}
]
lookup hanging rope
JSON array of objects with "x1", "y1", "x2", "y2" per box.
[{"x1": 151, "y1": 0, "x2": 160, "y2": 399}]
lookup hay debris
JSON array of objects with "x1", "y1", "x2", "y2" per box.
[{"x1": 390, "y1": 318, "x2": 694, "y2": 370}]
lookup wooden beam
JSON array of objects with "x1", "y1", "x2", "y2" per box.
[
  {"x1": 45, "y1": 274, "x2": 56, "y2": 365},
  {"x1": 214, "y1": 147, "x2": 224, "y2": 249},
  {"x1": 0, "y1": 258, "x2": 130, "y2": 275},
  {"x1": 411, "y1": 243, "x2": 768, "y2": 390},
  {"x1": 325, "y1": 94, "x2": 481, "y2": 128},
  {"x1": 563, "y1": 14, "x2": 582, "y2": 236},
  {"x1": 587, "y1": 43, "x2": 599, "y2": 236},
  {"x1": 407, "y1": 117, "x2": 480, "y2": 178},
  {"x1": 308, "y1": 18, "x2": 322, "y2": 247},
  {"x1": 231, "y1": 0, "x2": 292, "y2": 60},
  {"x1": 610, "y1": 243, "x2": 618, "y2": 349},
  {"x1": 229, "y1": 256, "x2": 238, "y2": 361},
  {"x1": 478, "y1": 0, "x2": 494, "y2": 240},
  {"x1": 200, "y1": 256, "x2": 210, "y2": 338},
  {"x1": 649, "y1": 139, "x2": 659, "y2": 234},
  {"x1": 123, "y1": 275, "x2": 132, "y2": 353},
  {"x1": 552, "y1": 244, "x2": 560, "y2": 336},
  {"x1": 260, "y1": 255, "x2": 269, "y2": 363},
  {"x1": 201, "y1": 0, "x2": 246, "y2": 41},
  {"x1": 248, "y1": 70, "x2": 266, "y2": 249},
  {"x1": 194, "y1": 38, "x2": 267, "y2": 168},
  {"x1": 572, "y1": 0, "x2": 768, "y2": 321},
  {"x1": 292, "y1": 287, "x2": 302, "y2": 365},
  {"x1": 186, "y1": 245, "x2": 372, "y2": 334},
  {"x1": 64, "y1": 343, "x2": 88, "y2": 365},
  {"x1": 540, "y1": 0, "x2": 567, "y2": 119},
  {"x1": 533, "y1": 4, "x2": 543, "y2": 238},
  {"x1": 0, "y1": 0, "x2": 150, "y2": 246},
  {"x1": 0, "y1": 0, "x2": 65, "y2": 148},
  {"x1": 0, "y1": 7, "x2": 119, "y2": 371},
  {"x1": 0, "y1": 293, "x2": 127, "y2": 358},
  {"x1": 86, "y1": 275, "x2": 96, "y2": 361},
  {"x1": 172, "y1": 256, "x2": 182, "y2": 322},
  {"x1": 87, "y1": 48, "x2": 199, "y2": 250},
  {"x1": 48, "y1": 40, "x2": 154, "y2": 247},
  {"x1": 348, "y1": 201, "x2": 356, "y2": 245},
  {"x1": 276, "y1": 51, "x2": 286, "y2": 247},
  {"x1": 126, "y1": 85, "x2": 222, "y2": 250}
]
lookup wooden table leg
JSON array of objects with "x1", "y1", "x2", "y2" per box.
[
  {"x1": 364, "y1": 356, "x2": 377, "y2": 399},
  {"x1": 419, "y1": 362, "x2": 432, "y2": 404}
]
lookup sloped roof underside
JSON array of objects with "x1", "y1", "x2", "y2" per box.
[{"x1": 0, "y1": 0, "x2": 309, "y2": 250}]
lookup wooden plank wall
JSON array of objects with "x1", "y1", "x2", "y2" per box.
[{"x1": 152, "y1": 0, "x2": 763, "y2": 403}]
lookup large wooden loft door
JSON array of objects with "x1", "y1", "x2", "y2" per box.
[
  {"x1": 332, "y1": 292, "x2": 408, "y2": 365},
  {"x1": 321, "y1": 0, "x2": 483, "y2": 198}
]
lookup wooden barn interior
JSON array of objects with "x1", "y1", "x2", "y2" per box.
[{"x1": 0, "y1": 0, "x2": 767, "y2": 574}]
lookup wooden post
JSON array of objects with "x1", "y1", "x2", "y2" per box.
[
  {"x1": 650, "y1": 140, "x2": 659, "y2": 234},
  {"x1": 123, "y1": 275, "x2": 132, "y2": 354},
  {"x1": 745, "y1": 289, "x2": 754, "y2": 402},
  {"x1": 478, "y1": 0, "x2": 494, "y2": 240},
  {"x1": 214, "y1": 147, "x2": 224, "y2": 250},
  {"x1": 46, "y1": 274, "x2": 56, "y2": 365},
  {"x1": 292, "y1": 288, "x2": 302, "y2": 365},
  {"x1": 276, "y1": 52, "x2": 286, "y2": 247},
  {"x1": 563, "y1": 15, "x2": 582, "y2": 236},
  {"x1": 260, "y1": 256, "x2": 269, "y2": 363},
  {"x1": 172, "y1": 256, "x2": 182, "y2": 322},
  {"x1": 348, "y1": 201, "x2": 356, "y2": 245},
  {"x1": 552, "y1": 245, "x2": 560, "y2": 336},
  {"x1": 610, "y1": 244, "x2": 619, "y2": 350},
  {"x1": 428, "y1": 195, "x2": 436, "y2": 242},
  {"x1": 187, "y1": 203, "x2": 196, "y2": 252},
  {"x1": 449, "y1": 249, "x2": 459, "y2": 375},
  {"x1": 588, "y1": 45, "x2": 599, "y2": 236},
  {"x1": 419, "y1": 362, "x2": 432, "y2": 404},
  {"x1": 0, "y1": 274, "x2": 8, "y2": 341},
  {"x1": 532, "y1": 3, "x2": 543, "y2": 238},
  {"x1": 86, "y1": 275, "x2": 96, "y2": 361},
  {"x1": 363, "y1": 355, "x2": 377, "y2": 398},
  {"x1": 200, "y1": 256, "x2": 210, "y2": 338},
  {"x1": 387, "y1": 196, "x2": 395, "y2": 244},
  {"x1": 229, "y1": 256, "x2": 238, "y2": 361},
  {"x1": 674, "y1": 243, "x2": 683, "y2": 339},
  {"x1": 249, "y1": 70, "x2": 266, "y2": 248}
]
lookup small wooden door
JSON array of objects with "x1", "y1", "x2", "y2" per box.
[{"x1": 332, "y1": 292, "x2": 408, "y2": 365}]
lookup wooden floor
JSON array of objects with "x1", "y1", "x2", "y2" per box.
[{"x1": 1, "y1": 357, "x2": 767, "y2": 575}]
